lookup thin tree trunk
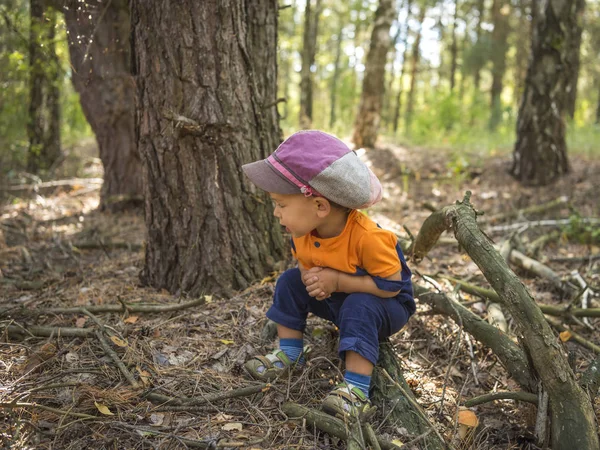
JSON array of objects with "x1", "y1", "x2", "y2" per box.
[
  {"x1": 514, "y1": 0, "x2": 531, "y2": 105},
  {"x1": 131, "y1": 0, "x2": 285, "y2": 297},
  {"x1": 473, "y1": 0, "x2": 485, "y2": 91},
  {"x1": 299, "y1": 0, "x2": 321, "y2": 128},
  {"x1": 27, "y1": 0, "x2": 61, "y2": 174},
  {"x1": 62, "y1": 0, "x2": 142, "y2": 211},
  {"x1": 564, "y1": 3, "x2": 585, "y2": 119},
  {"x1": 392, "y1": 0, "x2": 412, "y2": 133},
  {"x1": 383, "y1": 3, "x2": 402, "y2": 128},
  {"x1": 511, "y1": 0, "x2": 585, "y2": 186},
  {"x1": 329, "y1": 14, "x2": 344, "y2": 129},
  {"x1": 449, "y1": 0, "x2": 460, "y2": 91},
  {"x1": 352, "y1": 0, "x2": 396, "y2": 148},
  {"x1": 597, "y1": 82, "x2": 600, "y2": 124},
  {"x1": 405, "y1": 5, "x2": 425, "y2": 131},
  {"x1": 489, "y1": 0, "x2": 510, "y2": 130}
]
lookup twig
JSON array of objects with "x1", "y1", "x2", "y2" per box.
[
  {"x1": 0, "y1": 402, "x2": 96, "y2": 419},
  {"x1": 95, "y1": 329, "x2": 139, "y2": 388},
  {"x1": 544, "y1": 317, "x2": 600, "y2": 354},
  {"x1": 145, "y1": 383, "x2": 272, "y2": 407},
  {"x1": 487, "y1": 218, "x2": 600, "y2": 233},
  {"x1": 464, "y1": 391, "x2": 538, "y2": 407}
]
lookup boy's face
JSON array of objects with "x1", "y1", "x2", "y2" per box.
[{"x1": 270, "y1": 193, "x2": 325, "y2": 238}]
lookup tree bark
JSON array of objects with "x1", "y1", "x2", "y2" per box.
[
  {"x1": 392, "y1": 0, "x2": 412, "y2": 133},
  {"x1": 597, "y1": 81, "x2": 600, "y2": 124},
  {"x1": 489, "y1": 0, "x2": 510, "y2": 130},
  {"x1": 131, "y1": 0, "x2": 285, "y2": 297},
  {"x1": 27, "y1": 0, "x2": 61, "y2": 174},
  {"x1": 352, "y1": 0, "x2": 396, "y2": 148},
  {"x1": 62, "y1": 0, "x2": 143, "y2": 211},
  {"x1": 405, "y1": 5, "x2": 425, "y2": 131},
  {"x1": 449, "y1": 0, "x2": 460, "y2": 91},
  {"x1": 413, "y1": 193, "x2": 599, "y2": 450},
  {"x1": 299, "y1": 0, "x2": 321, "y2": 128},
  {"x1": 511, "y1": 0, "x2": 585, "y2": 186},
  {"x1": 513, "y1": 0, "x2": 532, "y2": 105}
]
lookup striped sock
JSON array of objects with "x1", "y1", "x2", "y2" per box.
[
  {"x1": 279, "y1": 338, "x2": 305, "y2": 367},
  {"x1": 344, "y1": 370, "x2": 371, "y2": 398}
]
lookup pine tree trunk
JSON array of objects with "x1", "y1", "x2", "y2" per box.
[
  {"x1": 329, "y1": 15, "x2": 344, "y2": 129},
  {"x1": 449, "y1": 0, "x2": 460, "y2": 91},
  {"x1": 352, "y1": 0, "x2": 396, "y2": 148},
  {"x1": 511, "y1": 0, "x2": 585, "y2": 186},
  {"x1": 564, "y1": 2, "x2": 585, "y2": 119},
  {"x1": 299, "y1": 0, "x2": 321, "y2": 128},
  {"x1": 473, "y1": 0, "x2": 485, "y2": 91},
  {"x1": 405, "y1": 6, "x2": 425, "y2": 131},
  {"x1": 27, "y1": 1, "x2": 61, "y2": 174},
  {"x1": 392, "y1": 0, "x2": 412, "y2": 133},
  {"x1": 131, "y1": 0, "x2": 285, "y2": 297},
  {"x1": 489, "y1": 0, "x2": 511, "y2": 130},
  {"x1": 63, "y1": 0, "x2": 142, "y2": 211}
]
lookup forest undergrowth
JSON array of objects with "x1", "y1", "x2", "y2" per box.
[{"x1": 0, "y1": 143, "x2": 599, "y2": 449}]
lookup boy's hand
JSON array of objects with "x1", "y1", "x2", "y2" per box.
[{"x1": 304, "y1": 267, "x2": 339, "y2": 301}]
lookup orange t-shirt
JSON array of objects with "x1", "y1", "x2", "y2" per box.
[{"x1": 291, "y1": 210, "x2": 401, "y2": 278}]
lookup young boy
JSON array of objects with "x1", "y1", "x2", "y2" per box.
[{"x1": 242, "y1": 130, "x2": 415, "y2": 418}]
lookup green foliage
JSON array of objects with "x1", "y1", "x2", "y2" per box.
[{"x1": 561, "y1": 212, "x2": 600, "y2": 245}]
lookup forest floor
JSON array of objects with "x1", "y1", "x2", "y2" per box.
[{"x1": 0, "y1": 142, "x2": 599, "y2": 449}]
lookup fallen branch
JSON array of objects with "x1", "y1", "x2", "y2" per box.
[
  {"x1": 544, "y1": 317, "x2": 600, "y2": 354},
  {"x1": 5, "y1": 325, "x2": 94, "y2": 338},
  {"x1": 440, "y1": 276, "x2": 600, "y2": 318},
  {"x1": 0, "y1": 401, "x2": 96, "y2": 420},
  {"x1": 480, "y1": 196, "x2": 569, "y2": 224},
  {"x1": 145, "y1": 383, "x2": 272, "y2": 407},
  {"x1": 3, "y1": 297, "x2": 207, "y2": 317},
  {"x1": 95, "y1": 329, "x2": 139, "y2": 388},
  {"x1": 281, "y1": 402, "x2": 401, "y2": 450},
  {"x1": 415, "y1": 285, "x2": 536, "y2": 391},
  {"x1": 487, "y1": 218, "x2": 600, "y2": 233},
  {"x1": 464, "y1": 391, "x2": 538, "y2": 407},
  {"x1": 413, "y1": 192, "x2": 599, "y2": 449}
]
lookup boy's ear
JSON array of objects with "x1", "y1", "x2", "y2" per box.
[{"x1": 315, "y1": 197, "x2": 331, "y2": 217}]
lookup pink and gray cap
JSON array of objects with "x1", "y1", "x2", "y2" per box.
[{"x1": 242, "y1": 130, "x2": 382, "y2": 209}]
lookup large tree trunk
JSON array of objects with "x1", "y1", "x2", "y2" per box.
[
  {"x1": 352, "y1": 0, "x2": 396, "y2": 148},
  {"x1": 27, "y1": 0, "x2": 61, "y2": 174},
  {"x1": 472, "y1": 0, "x2": 485, "y2": 91},
  {"x1": 405, "y1": 5, "x2": 425, "y2": 131},
  {"x1": 299, "y1": 0, "x2": 321, "y2": 128},
  {"x1": 62, "y1": 0, "x2": 142, "y2": 211},
  {"x1": 489, "y1": 0, "x2": 510, "y2": 130},
  {"x1": 392, "y1": 0, "x2": 412, "y2": 133},
  {"x1": 511, "y1": 0, "x2": 585, "y2": 186},
  {"x1": 564, "y1": 2, "x2": 585, "y2": 120},
  {"x1": 131, "y1": 0, "x2": 285, "y2": 297},
  {"x1": 449, "y1": 0, "x2": 460, "y2": 91}
]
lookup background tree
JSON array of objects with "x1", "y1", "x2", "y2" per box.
[
  {"x1": 299, "y1": 0, "x2": 322, "y2": 128},
  {"x1": 62, "y1": 0, "x2": 143, "y2": 211},
  {"x1": 131, "y1": 0, "x2": 285, "y2": 297},
  {"x1": 27, "y1": 0, "x2": 60, "y2": 173},
  {"x1": 488, "y1": 0, "x2": 510, "y2": 130},
  {"x1": 352, "y1": 0, "x2": 396, "y2": 148},
  {"x1": 511, "y1": 0, "x2": 586, "y2": 186},
  {"x1": 404, "y1": 4, "x2": 426, "y2": 130}
]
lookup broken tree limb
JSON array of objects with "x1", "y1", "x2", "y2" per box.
[
  {"x1": 440, "y1": 276, "x2": 600, "y2": 318},
  {"x1": 464, "y1": 391, "x2": 538, "y2": 407},
  {"x1": 281, "y1": 402, "x2": 401, "y2": 450},
  {"x1": 413, "y1": 192, "x2": 599, "y2": 450},
  {"x1": 479, "y1": 196, "x2": 569, "y2": 224},
  {"x1": 372, "y1": 342, "x2": 447, "y2": 450},
  {"x1": 486, "y1": 218, "x2": 600, "y2": 233},
  {"x1": 544, "y1": 317, "x2": 600, "y2": 354},
  {"x1": 144, "y1": 383, "x2": 272, "y2": 407},
  {"x1": 5, "y1": 325, "x2": 95, "y2": 338},
  {"x1": 95, "y1": 329, "x2": 139, "y2": 388},
  {"x1": 414, "y1": 285, "x2": 536, "y2": 391},
  {"x1": 3, "y1": 297, "x2": 206, "y2": 317}
]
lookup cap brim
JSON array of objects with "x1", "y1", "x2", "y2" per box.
[{"x1": 242, "y1": 160, "x2": 300, "y2": 195}]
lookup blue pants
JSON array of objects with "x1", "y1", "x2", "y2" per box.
[{"x1": 266, "y1": 268, "x2": 413, "y2": 365}]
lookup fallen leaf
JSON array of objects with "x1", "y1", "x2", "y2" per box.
[
  {"x1": 124, "y1": 316, "x2": 139, "y2": 324},
  {"x1": 149, "y1": 413, "x2": 164, "y2": 426},
  {"x1": 137, "y1": 367, "x2": 151, "y2": 386},
  {"x1": 391, "y1": 439, "x2": 404, "y2": 446},
  {"x1": 222, "y1": 422, "x2": 243, "y2": 431},
  {"x1": 75, "y1": 317, "x2": 87, "y2": 328},
  {"x1": 94, "y1": 401, "x2": 114, "y2": 415},
  {"x1": 110, "y1": 336, "x2": 128, "y2": 347},
  {"x1": 204, "y1": 295, "x2": 213, "y2": 304},
  {"x1": 214, "y1": 413, "x2": 234, "y2": 421},
  {"x1": 220, "y1": 339, "x2": 234, "y2": 345},
  {"x1": 559, "y1": 330, "x2": 572, "y2": 342}
]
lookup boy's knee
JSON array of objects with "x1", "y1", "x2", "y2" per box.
[{"x1": 275, "y1": 267, "x2": 303, "y2": 290}]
